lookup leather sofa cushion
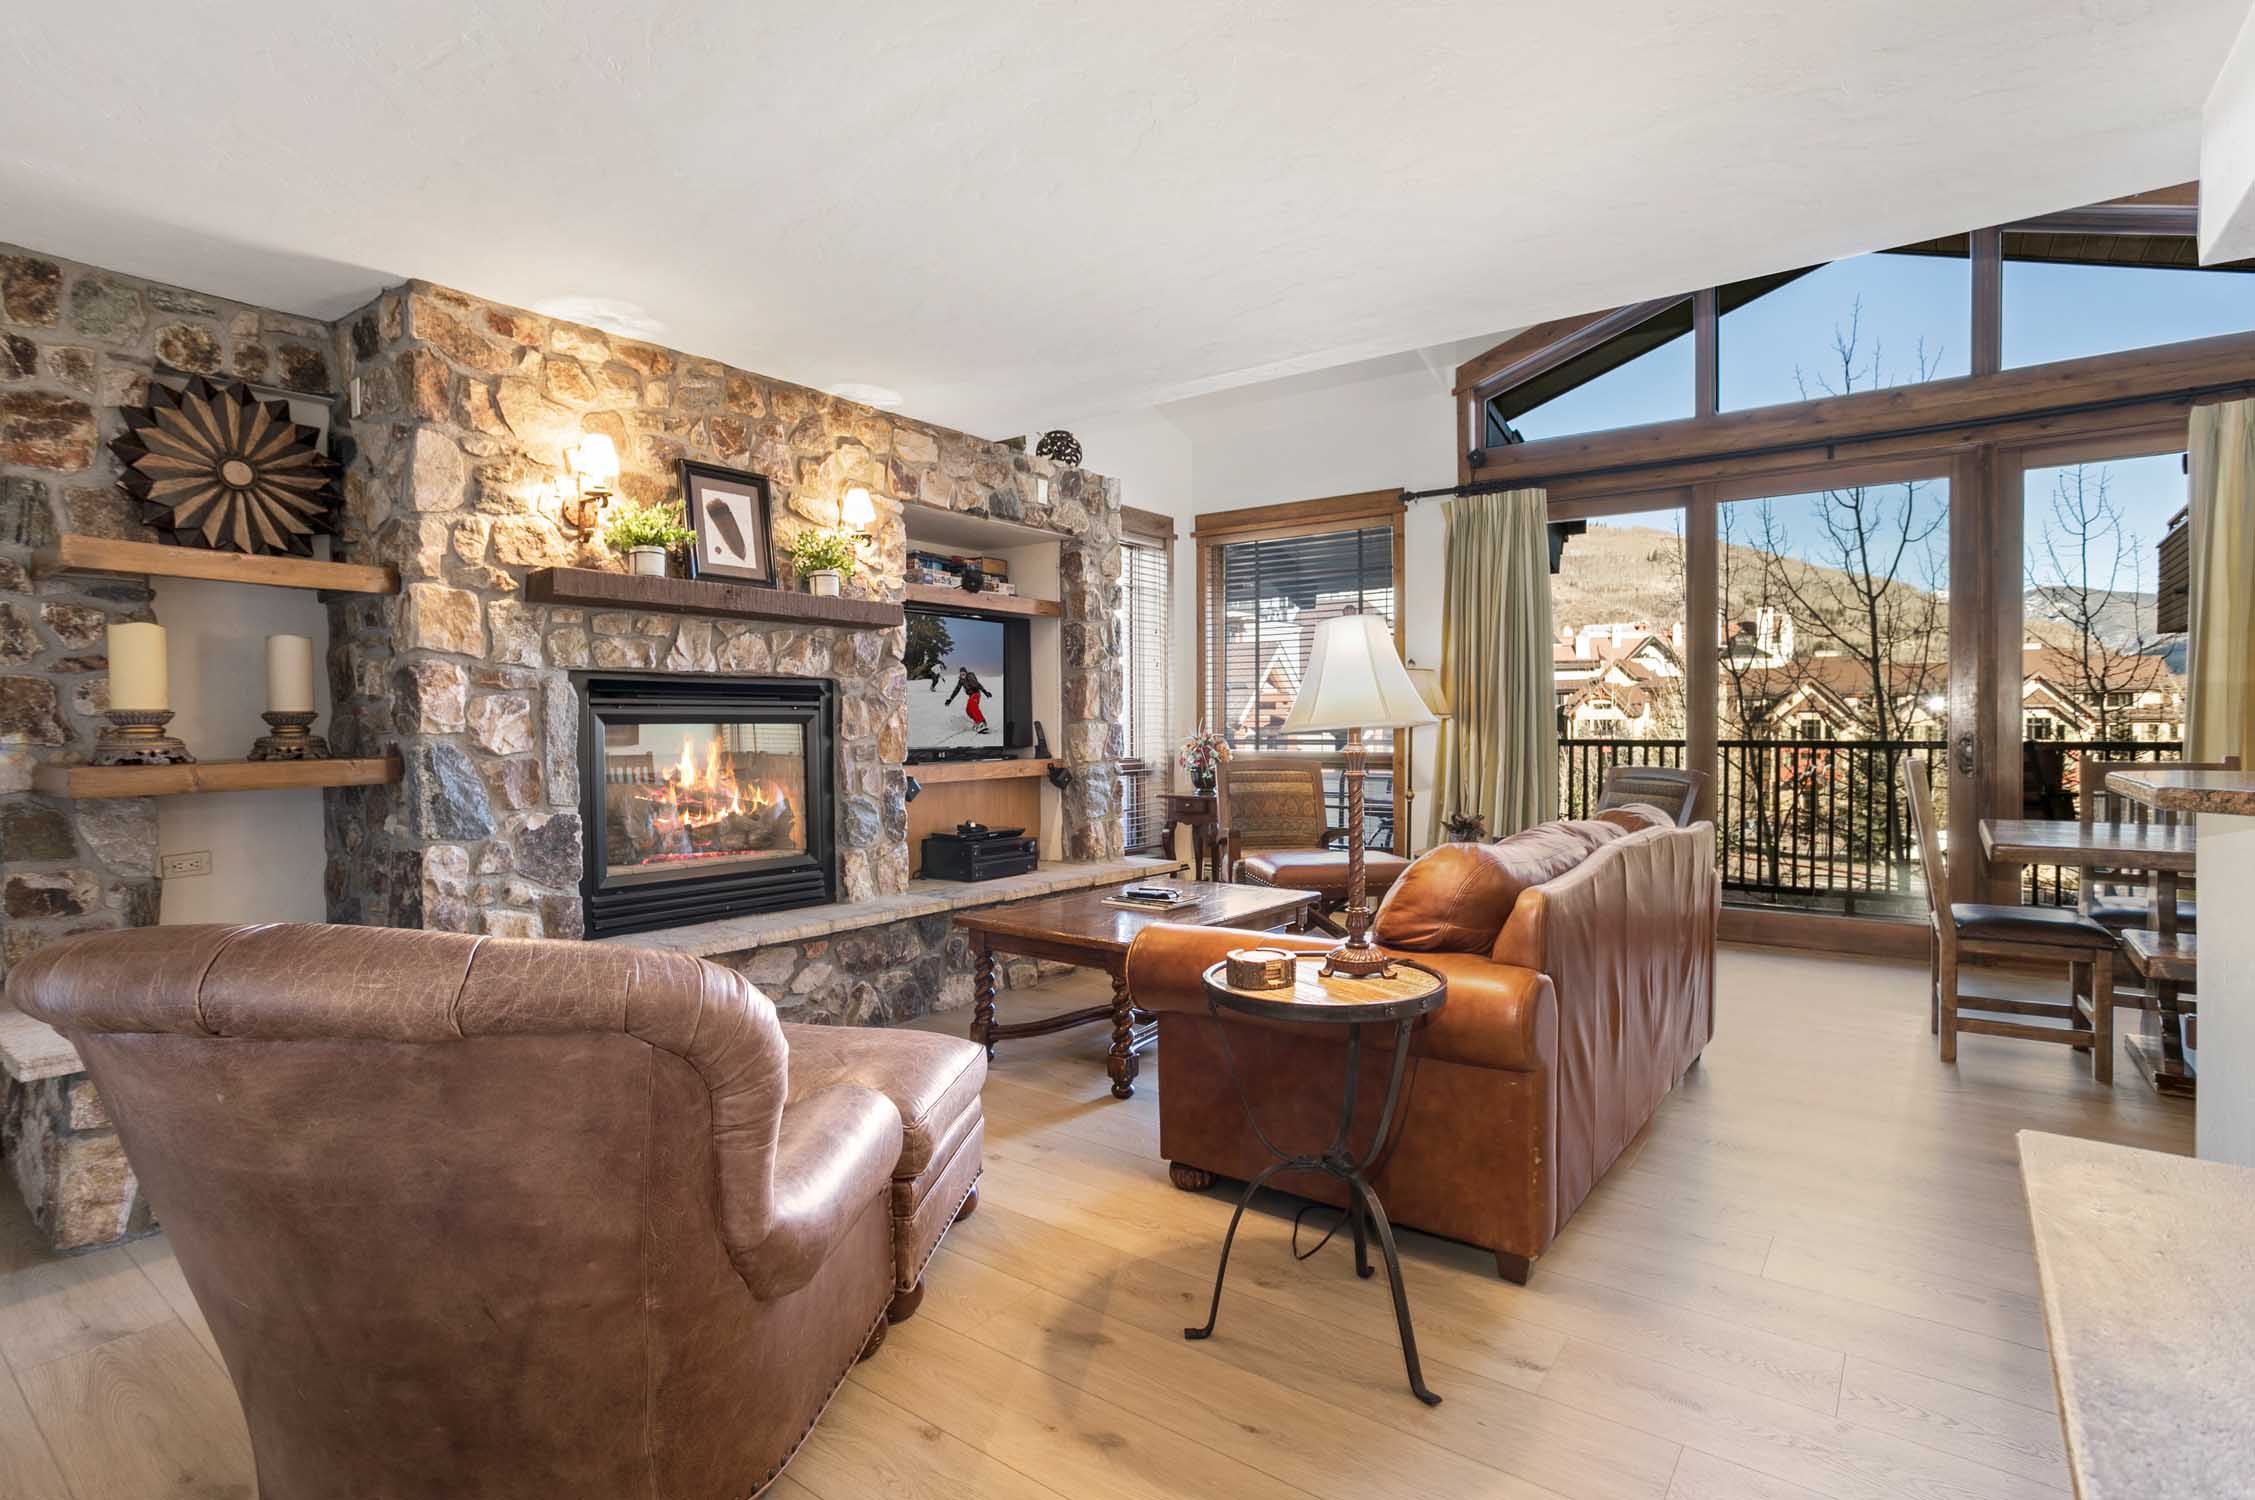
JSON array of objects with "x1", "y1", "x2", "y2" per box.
[
  {"x1": 1239, "y1": 849, "x2": 1408, "y2": 900},
  {"x1": 1951, "y1": 903, "x2": 2120, "y2": 949},
  {"x1": 1375, "y1": 824, "x2": 1599, "y2": 953},
  {"x1": 782, "y1": 1023, "x2": 986, "y2": 1180}
]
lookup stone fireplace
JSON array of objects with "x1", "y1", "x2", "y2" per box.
[{"x1": 578, "y1": 671, "x2": 836, "y2": 937}]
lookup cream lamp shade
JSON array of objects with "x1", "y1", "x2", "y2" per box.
[
  {"x1": 1403, "y1": 664, "x2": 1451, "y2": 721},
  {"x1": 1280, "y1": 614, "x2": 1439, "y2": 734},
  {"x1": 840, "y1": 485, "x2": 877, "y2": 530},
  {"x1": 568, "y1": 434, "x2": 620, "y2": 487}
]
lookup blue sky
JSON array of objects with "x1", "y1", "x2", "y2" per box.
[{"x1": 1527, "y1": 249, "x2": 2255, "y2": 594}]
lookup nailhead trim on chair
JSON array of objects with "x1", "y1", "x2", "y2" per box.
[
  {"x1": 907, "y1": 1170, "x2": 982, "y2": 1290},
  {"x1": 742, "y1": 1216, "x2": 900, "y2": 1499}
]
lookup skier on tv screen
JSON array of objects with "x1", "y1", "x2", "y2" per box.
[{"x1": 945, "y1": 666, "x2": 992, "y2": 735}]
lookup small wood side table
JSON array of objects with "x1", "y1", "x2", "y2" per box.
[
  {"x1": 1158, "y1": 792, "x2": 1222, "y2": 880},
  {"x1": 1187, "y1": 955, "x2": 1447, "y2": 1404}
]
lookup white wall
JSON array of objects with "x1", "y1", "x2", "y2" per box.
[
  {"x1": 1063, "y1": 332, "x2": 1501, "y2": 853},
  {"x1": 152, "y1": 577, "x2": 333, "y2": 925}
]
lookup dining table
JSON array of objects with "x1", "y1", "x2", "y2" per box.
[{"x1": 1979, "y1": 816, "x2": 2198, "y2": 1097}]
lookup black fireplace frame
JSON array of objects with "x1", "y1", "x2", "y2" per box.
[{"x1": 574, "y1": 671, "x2": 836, "y2": 938}]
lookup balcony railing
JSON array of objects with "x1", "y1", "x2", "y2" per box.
[{"x1": 1559, "y1": 736, "x2": 2184, "y2": 916}]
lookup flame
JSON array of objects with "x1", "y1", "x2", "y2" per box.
[{"x1": 645, "y1": 734, "x2": 788, "y2": 848}]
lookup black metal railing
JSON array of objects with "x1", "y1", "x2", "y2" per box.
[
  {"x1": 2018, "y1": 740, "x2": 2185, "y2": 907},
  {"x1": 1559, "y1": 735, "x2": 2185, "y2": 916}
]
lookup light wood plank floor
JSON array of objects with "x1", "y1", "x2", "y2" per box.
[{"x1": 0, "y1": 946, "x2": 2192, "y2": 1498}]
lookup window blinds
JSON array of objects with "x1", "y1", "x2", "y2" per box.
[
  {"x1": 1202, "y1": 525, "x2": 1397, "y2": 754},
  {"x1": 1119, "y1": 537, "x2": 1173, "y2": 853}
]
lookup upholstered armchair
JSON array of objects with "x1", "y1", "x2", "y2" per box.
[
  {"x1": 1215, "y1": 752, "x2": 1408, "y2": 927},
  {"x1": 7, "y1": 923, "x2": 982, "y2": 1500}
]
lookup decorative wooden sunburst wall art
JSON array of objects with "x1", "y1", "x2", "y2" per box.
[{"x1": 111, "y1": 377, "x2": 341, "y2": 555}]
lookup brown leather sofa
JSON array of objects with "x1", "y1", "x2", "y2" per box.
[
  {"x1": 6, "y1": 922, "x2": 986, "y2": 1499},
  {"x1": 1125, "y1": 807, "x2": 1716, "y2": 1282}
]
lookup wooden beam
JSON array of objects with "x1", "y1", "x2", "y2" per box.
[
  {"x1": 1468, "y1": 328, "x2": 2255, "y2": 488},
  {"x1": 1455, "y1": 297, "x2": 1690, "y2": 401},
  {"x1": 1970, "y1": 227, "x2": 2002, "y2": 377}
]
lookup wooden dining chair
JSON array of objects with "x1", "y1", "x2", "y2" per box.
[
  {"x1": 1901, "y1": 756, "x2": 2120, "y2": 1082},
  {"x1": 2076, "y1": 755, "x2": 2236, "y2": 933}
]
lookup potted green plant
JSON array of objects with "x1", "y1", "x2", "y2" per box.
[
  {"x1": 783, "y1": 528, "x2": 858, "y2": 597},
  {"x1": 601, "y1": 500, "x2": 694, "y2": 578}
]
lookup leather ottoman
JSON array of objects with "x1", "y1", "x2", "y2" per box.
[{"x1": 782, "y1": 1024, "x2": 986, "y2": 1320}]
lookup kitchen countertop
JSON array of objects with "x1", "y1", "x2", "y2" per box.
[
  {"x1": 2105, "y1": 767, "x2": 2255, "y2": 817},
  {"x1": 2018, "y1": 1131, "x2": 2255, "y2": 1498}
]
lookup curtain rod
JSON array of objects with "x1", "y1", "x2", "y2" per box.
[{"x1": 1406, "y1": 374, "x2": 2255, "y2": 503}]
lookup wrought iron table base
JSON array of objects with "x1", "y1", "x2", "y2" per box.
[{"x1": 1183, "y1": 1012, "x2": 1440, "y2": 1405}]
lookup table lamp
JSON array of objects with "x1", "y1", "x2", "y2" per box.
[
  {"x1": 1279, "y1": 613, "x2": 1437, "y2": 978},
  {"x1": 1398, "y1": 663, "x2": 1451, "y2": 861}
]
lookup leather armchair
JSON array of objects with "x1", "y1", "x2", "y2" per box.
[
  {"x1": 1126, "y1": 810, "x2": 1716, "y2": 1282},
  {"x1": 6, "y1": 922, "x2": 961, "y2": 1500}
]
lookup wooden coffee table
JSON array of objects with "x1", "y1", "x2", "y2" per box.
[{"x1": 956, "y1": 881, "x2": 1319, "y2": 1099}]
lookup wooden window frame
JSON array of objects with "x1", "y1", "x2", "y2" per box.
[
  {"x1": 1194, "y1": 490, "x2": 1408, "y2": 849},
  {"x1": 1460, "y1": 189, "x2": 2250, "y2": 957}
]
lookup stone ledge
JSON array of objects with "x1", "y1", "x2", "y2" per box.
[
  {"x1": 0, "y1": 1007, "x2": 81, "y2": 1084},
  {"x1": 602, "y1": 857, "x2": 1188, "y2": 960}
]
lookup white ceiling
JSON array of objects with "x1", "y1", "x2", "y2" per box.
[{"x1": 2, "y1": 2, "x2": 2241, "y2": 436}]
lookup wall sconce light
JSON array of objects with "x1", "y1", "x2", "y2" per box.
[
  {"x1": 840, "y1": 485, "x2": 876, "y2": 531},
  {"x1": 557, "y1": 433, "x2": 621, "y2": 538}
]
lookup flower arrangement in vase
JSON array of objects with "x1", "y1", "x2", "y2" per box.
[
  {"x1": 1180, "y1": 726, "x2": 1226, "y2": 795},
  {"x1": 601, "y1": 500, "x2": 694, "y2": 577}
]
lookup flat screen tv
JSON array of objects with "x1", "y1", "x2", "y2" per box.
[{"x1": 903, "y1": 605, "x2": 1032, "y2": 761}]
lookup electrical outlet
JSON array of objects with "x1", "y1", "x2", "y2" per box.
[{"x1": 159, "y1": 850, "x2": 212, "y2": 879}]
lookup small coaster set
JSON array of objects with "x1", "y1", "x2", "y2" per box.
[{"x1": 1223, "y1": 947, "x2": 1296, "y2": 991}]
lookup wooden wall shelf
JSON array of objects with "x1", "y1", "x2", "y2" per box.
[
  {"x1": 33, "y1": 756, "x2": 402, "y2": 800},
  {"x1": 33, "y1": 535, "x2": 398, "y2": 595},
  {"x1": 903, "y1": 583, "x2": 1062, "y2": 619},
  {"x1": 525, "y1": 568, "x2": 905, "y2": 629},
  {"x1": 907, "y1": 759, "x2": 1056, "y2": 785}
]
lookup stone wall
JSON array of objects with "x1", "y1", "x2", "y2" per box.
[
  {"x1": 322, "y1": 279, "x2": 1125, "y2": 943},
  {"x1": 0, "y1": 244, "x2": 338, "y2": 1248}
]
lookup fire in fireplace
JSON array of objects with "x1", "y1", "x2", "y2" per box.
[{"x1": 576, "y1": 673, "x2": 835, "y2": 937}]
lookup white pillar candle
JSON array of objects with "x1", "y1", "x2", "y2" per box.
[
  {"x1": 265, "y1": 634, "x2": 315, "y2": 714},
  {"x1": 106, "y1": 623, "x2": 168, "y2": 711}
]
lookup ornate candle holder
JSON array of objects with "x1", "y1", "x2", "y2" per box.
[
  {"x1": 93, "y1": 709, "x2": 195, "y2": 766},
  {"x1": 248, "y1": 710, "x2": 330, "y2": 762}
]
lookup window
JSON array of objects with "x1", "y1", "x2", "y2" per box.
[
  {"x1": 1720, "y1": 251, "x2": 1970, "y2": 412},
  {"x1": 1552, "y1": 508, "x2": 1688, "y2": 817},
  {"x1": 2005, "y1": 236, "x2": 2255, "y2": 368},
  {"x1": 1197, "y1": 501, "x2": 1401, "y2": 848},
  {"x1": 1497, "y1": 307, "x2": 1695, "y2": 443},
  {"x1": 1119, "y1": 533, "x2": 1173, "y2": 853},
  {"x1": 1205, "y1": 525, "x2": 1396, "y2": 751}
]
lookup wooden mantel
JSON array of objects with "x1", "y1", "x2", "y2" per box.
[{"x1": 524, "y1": 567, "x2": 905, "y2": 629}]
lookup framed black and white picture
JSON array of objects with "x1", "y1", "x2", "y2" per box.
[{"x1": 680, "y1": 460, "x2": 776, "y2": 585}]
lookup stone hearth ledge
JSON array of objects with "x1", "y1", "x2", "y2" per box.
[{"x1": 603, "y1": 856, "x2": 1186, "y2": 960}]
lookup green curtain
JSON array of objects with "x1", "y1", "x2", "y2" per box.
[
  {"x1": 1433, "y1": 489, "x2": 1555, "y2": 841},
  {"x1": 2187, "y1": 397, "x2": 2255, "y2": 765}
]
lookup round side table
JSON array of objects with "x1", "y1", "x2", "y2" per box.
[{"x1": 1186, "y1": 954, "x2": 1447, "y2": 1405}]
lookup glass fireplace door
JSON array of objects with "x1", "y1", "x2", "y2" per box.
[
  {"x1": 577, "y1": 673, "x2": 835, "y2": 937},
  {"x1": 601, "y1": 720, "x2": 809, "y2": 880}
]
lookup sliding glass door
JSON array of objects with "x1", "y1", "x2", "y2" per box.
[{"x1": 1710, "y1": 465, "x2": 1955, "y2": 918}]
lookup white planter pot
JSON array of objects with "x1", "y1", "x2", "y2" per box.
[
  {"x1": 628, "y1": 546, "x2": 668, "y2": 577},
  {"x1": 806, "y1": 569, "x2": 843, "y2": 597}
]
